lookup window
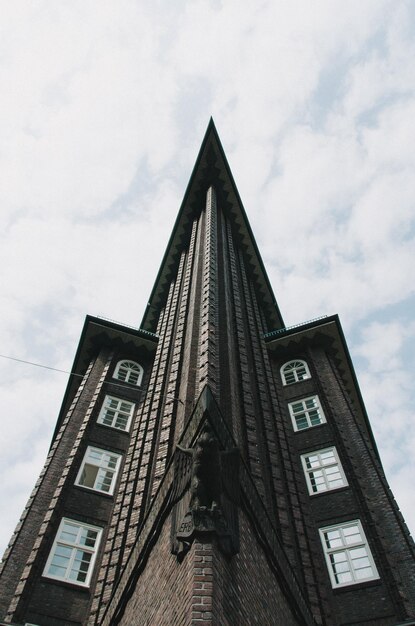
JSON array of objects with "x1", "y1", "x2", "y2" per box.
[
  {"x1": 44, "y1": 519, "x2": 102, "y2": 586},
  {"x1": 75, "y1": 446, "x2": 122, "y2": 495},
  {"x1": 288, "y1": 395, "x2": 326, "y2": 431},
  {"x1": 113, "y1": 360, "x2": 143, "y2": 386},
  {"x1": 320, "y1": 520, "x2": 379, "y2": 588},
  {"x1": 97, "y1": 395, "x2": 135, "y2": 431},
  {"x1": 281, "y1": 360, "x2": 311, "y2": 385},
  {"x1": 301, "y1": 447, "x2": 348, "y2": 494}
]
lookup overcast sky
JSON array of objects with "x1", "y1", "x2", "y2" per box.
[{"x1": 1, "y1": 0, "x2": 415, "y2": 557}]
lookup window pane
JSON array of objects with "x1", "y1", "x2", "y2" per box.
[
  {"x1": 355, "y1": 566, "x2": 374, "y2": 580},
  {"x1": 79, "y1": 528, "x2": 98, "y2": 548},
  {"x1": 114, "y1": 361, "x2": 142, "y2": 385},
  {"x1": 80, "y1": 464, "x2": 99, "y2": 488},
  {"x1": 303, "y1": 447, "x2": 347, "y2": 495},
  {"x1": 49, "y1": 563, "x2": 68, "y2": 577},
  {"x1": 325, "y1": 530, "x2": 342, "y2": 549},
  {"x1": 309, "y1": 410, "x2": 321, "y2": 425},
  {"x1": 96, "y1": 469, "x2": 114, "y2": 492},
  {"x1": 291, "y1": 401, "x2": 304, "y2": 413},
  {"x1": 282, "y1": 361, "x2": 310, "y2": 384},
  {"x1": 296, "y1": 416, "x2": 309, "y2": 430},
  {"x1": 284, "y1": 371, "x2": 296, "y2": 384},
  {"x1": 306, "y1": 454, "x2": 320, "y2": 469},
  {"x1": 344, "y1": 526, "x2": 361, "y2": 544},
  {"x1": 336, "y1": 571, "x2": 353, "y2": 584},
  {"x1": 310, "y1": 471, "x2": 326, "y2": 492},
  {"x1": 60, "y1": 523, "x2": 79, "y2": 544},
  {"x1": 115, "y1": 414, "x2": 128, "y2": 429},
  {"x1": 320, "y1": 520, "x2": 378, "y2": 587},
  {"x1": 44, "y1": 519, "x2": 102, "y2": 586},
  {"x1": 320, "y1": 450, "x2": 335, "y2": 464},
  {"x1": 98, "y1": 396, "x2": 134, "y2": 430},
  {"x1": 127, "y1": 370, "x2": 139, "y2": 384},
  {"x1": 70, "y1": 549, "x2": 92, "y2": 582}
]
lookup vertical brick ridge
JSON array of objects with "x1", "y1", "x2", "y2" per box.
[
  {"x1": 150, "y1": 249, "x2": 188, "y2": 494},
  {"x1": 198, "y1": 186, "x2": 219, "y2": 399},
  {"x1": 249, "y1": 294, "x2": 324, "y2": 622},
  {"x1": 92, "y1": 274, "x2": 183, "y2": 623},
  {"x1": 321, "y1": 350, "x2": 415, "y2": 618},
  {"x1": 271, "y1": 369, "x2": 327, "y2": 621},
  {"x1": 175, "y1": 218, "x2": 200, "y2": 438},
  {"x1": 244, "y1": 275, "x2": 279, "y2": 511},
  {"x1": 192, "y1": 541, "x2": 214, "y2": 625},
  {"x1": 180, "y1": 213, "x2": 205, "y2": 423},
  {"x1": 224, "y1": 217, "x2": 253, "y2": 458},
  {"x1": 4, "y1": 348, "x2": 112, "y2": 624},
  {"x1": 237, "y1": 249, "x2": 268, "y2": 503},
  {"x1": 217, "y1": 212, "x2": 244, "y2": 442}
]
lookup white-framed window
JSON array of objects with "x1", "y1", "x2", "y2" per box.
[
  {"x1": 113, "y1": 360, "x2": 143, "y2": 386},
  {"x1": 281, "y1": 360, "x2": 311, "y2": 385},
  {"x1": 288, "y1": 395, "x2": 326, "y2": 431},
  {"x1": 301, "y1": 447, "x2": 348, "y2": 495},
  {"x1": 320, "y1": 520, "x2": 379, "y2": 588},
  {"x1": 43, "y1": 518, "x2": 102, "y2": 587},
  {"x1": 97, "y1": 395, "x2": 135, "y2": 432},
  {"x1": 75, "y1": 446, "x2": 122, "y2": 495}
]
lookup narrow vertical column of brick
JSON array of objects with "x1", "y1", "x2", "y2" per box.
[
  {"x1": 249, "y1": 299, "x2": 324, "y2": 621},
  {"x1": 192, "y1": 541, "x2": 214, "y2": 625},
  {"x1": 92, "y1": 264, "x2": 187, "y2": 624},
  {"x1": 236, "y1": 251, "x2": 269, "y2": 504},
  {"x1": 224, "y1": 218, "x2": 253, "y2": 458},
  {"x1": 269, "y1": 367, "x2": 327, "y2": 622},
  {"x1": 175, "y1": 218, "x2": 201, "y2": 437},
  {"x1": 150, "y1": 249, "x2": 190, "y2": 495},
  {"x1": 215, "y1": 211, "x2": 243, "y2": 438},
  {"x1": 236, "y1": 253, "x2": 325, "y2": 622},
  {"x1": 246, "y1": 276, "x2": 288, "y2": 518},
  {"x1": 4, "y1": 348, "x2": 113, "y2": 624},
  {"x1": 197, "y1": 186, "x2": 219, "y2": 399},
  {"x1": 318, "y1": 350, "x2": 415, "y2": 617},
  {"x1": 91, "y1": 302, "x2": 172, "y2": 622}
]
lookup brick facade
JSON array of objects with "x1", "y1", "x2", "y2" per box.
[{"x1": 1, "y1": 121, "x2": 414, "y2": 625}]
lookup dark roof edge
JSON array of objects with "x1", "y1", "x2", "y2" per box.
[
  {"x1": 140, "y1": 119, "x2": 216, "y2": 330},
  {"x1": 49, "y1": 315, "x2": 158, "y2": 447},
  {"x1": 266, "y1": 314, "x2": 382, "y2": 465},
  {"x1": 140, "y1": 118, "x2": 284, "y2": 330},
  {"x1": 211, "y1": 120, "x2": 285, "y2": 328}
]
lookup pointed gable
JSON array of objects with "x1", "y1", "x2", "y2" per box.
[{"x1": 141, "y1": 119, "x2": 284, "y2": 333}]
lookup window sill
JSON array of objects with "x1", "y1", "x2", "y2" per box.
[
  {"x1": 332, "y1": 577, "x2": 381, "y2": 594},
  {"x1": 72, "y1": 484, "x2": 115, "y2": 499},
  {"x1": 40, "y1": 576, "x2": 92, "y2": 593}
]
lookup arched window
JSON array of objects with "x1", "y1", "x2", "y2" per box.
[
  {"x1": 281, "y1": 359, "x2": 310, "y2": 385},
  {"x1": 113, "y1": 360, "x2": 143, "y2": 386}
]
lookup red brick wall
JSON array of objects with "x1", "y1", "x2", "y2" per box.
[
  {"x1": 212, "y1": 510, "x2": 302, "y2": 626},
  {"x1": 118, "y1": 516, "x2": 194, "y2": 625},
  {"x1": 118, "y1": 508, "x2": 303, "y2": 626}
]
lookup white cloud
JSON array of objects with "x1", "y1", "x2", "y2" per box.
[
  {"x1": 1, "y1": 0, "x2": 415, "y2": 564},
  {"x1": 352, "y1": 320, "x2": 415, "y2": 534}
]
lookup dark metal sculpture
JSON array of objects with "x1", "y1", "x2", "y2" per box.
[{"x1": 171, "y1": 423, "x2": 239, "y2": 558}]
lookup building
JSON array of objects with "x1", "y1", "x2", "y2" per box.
[{"x1": 1, "y1": 120, "x2": 414, "y2": 626}]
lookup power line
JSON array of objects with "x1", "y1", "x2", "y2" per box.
[
  {"x1": 0, "y1": 353, "x2": 81, "y2": 377},
  {"x1": 0, "y1": 353, "x2": 185, "y2": 404}
]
